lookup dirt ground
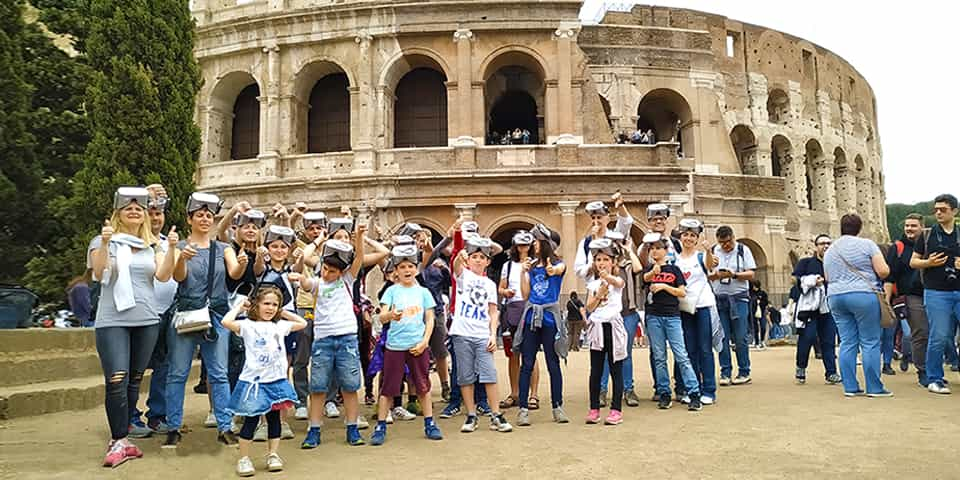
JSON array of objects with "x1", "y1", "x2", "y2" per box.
[{"x1": 1, "y1": 345, "x2": 958, "y2": 480}]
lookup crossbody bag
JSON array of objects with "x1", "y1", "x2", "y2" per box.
[
  {"x1": 173, "y1": 242, "x2": 217, "y2": 334},
  {"x1": 838, "y1": 253, "x2": 895, "y2": 328}
]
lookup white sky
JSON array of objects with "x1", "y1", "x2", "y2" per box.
[{"x1": 580, "y1": 1, "x2": 959, "y2": 204}]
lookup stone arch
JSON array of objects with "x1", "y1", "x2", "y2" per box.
[
  {"x1": 290, "y1": 59, "x2": 353, "y2": 154},
  {"x1": 770, "y1": 134, "x2": 791, "y2": 179},
  {"x1": 804, "y1": 139, "x2": 830, "y2": 212},
  {"x1": 636, "y1": 88, "x2": 695, "y2": 158},
  {"x1": 738, "y1": 238, "x2": 768, "y2": 290},
  {"x1": 485, "y1": 213, "x2": 545, "y2": 238},
  {"x1": 767, "y1": 88, "x2": 790, "y2": 124},
  {"x1": 482, "y1": 48, "x2": 549, "y2": 145},
  {"x1": 394, "y1": 67, "x2": 449, "y2": 148},
  {"x1": 730, "y1": 125, "x2": 759, "y2": 175},
  {"x1": 208, "y1": 71, "x2": 262, "y2": 162},
  {"x1": 833, "y1": 146, "x2": 855, "y2": 214},
  {"x1": 379, "y1": 51, "x2": 453, "y2": 148}
]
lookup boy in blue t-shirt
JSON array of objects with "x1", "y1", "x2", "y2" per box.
[{"x1": 371, "y1": 245, "x2": 442, "y2": 445}]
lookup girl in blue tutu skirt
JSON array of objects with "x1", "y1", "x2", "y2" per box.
[{"x1": 222, "y1": 285, "x2": 307, "y2": 477}]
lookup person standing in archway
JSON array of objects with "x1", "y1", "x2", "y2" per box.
[
  {"x1": 498, "y1": 231, "x2": 540, "y2": 410},
  {"x1": 710, "y1": 226, "x2": 756, "y2": 386},
  {"x1": 792, "y1": 235, "x2": 841, "y2": 386}
]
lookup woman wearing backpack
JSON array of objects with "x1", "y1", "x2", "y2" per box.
[{"x1": 674, "y1": 219, "x2": 718, "y2": 405}]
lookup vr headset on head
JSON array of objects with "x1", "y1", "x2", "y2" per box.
[
  {"x1": 589, "y1": 237, "x2": 619, "y2": 258},
  {"x1": 642, "y1": 232, "x2": 667, "y2": 247},
  {"x1": 677, "y1": 218, "x2": 704, "y2": 235},
  {"x1": 398, "y1": 222, "x2": 424, "y2": 238},
  {"x1": 531, "y1": 223, "x2": 561, "y2": 248},
  {"x1": 391, "y1": 244, "x2": 421, "y2": 268},
  {"x1": 391, "y1": 234, "x2": 416, "y2": 247},
  {"x1": 329, "y1": 217, "x2": 354, "y2": 235},
  {"x1": 321, "y1": 239, "x2": 355, "y2": 269},
  {"x1": 264, "y1": 225, "x2": 296, "y2": 246},
  {"x1": 233, "y1": 209, "x2": 267, "y2": 229},
  {"x1": 585, "y1": 201, "x2": 609, "y2": 216},
  {"x1": 464, "y1": 237, "x2": 501, "y2": 258},
  {"x1": 187, "y1": 192, "x2": 223, "y2": 215},
  {"x1": 147, "y1": 196, "x2": 169, "y2": 212},
  {"x1": 303, "y1": 212, "x2": 328, "y2": 229},
  {"x1": 114, "y1": 187, "x2": 150, "y2": 210},
  {"x1": 512, "y1": 230, "x2": 534, "y2": 246},
  {"x1": 647, "y1": 203, "x2": 671, "y2": 220}
]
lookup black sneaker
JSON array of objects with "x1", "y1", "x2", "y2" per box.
[
  {"x1": 687, "y1": 395, "x2": 702, "y2": 412},
  {"x1": 657, "y1": 393, "x2": 672, "y2": 410},
  {"x1": 882, "y1": 365, "x2": 896, "y2": 376},
  {"x1": 162, "y1": 430, "x2": 182, "y2": 449},
  {"x1": 218, "y1": 431, "x2": 239, "y2": 446}
]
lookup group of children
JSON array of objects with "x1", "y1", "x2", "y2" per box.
[{"x1": 106, "y1": 187, "x2": 728, "y2": 477}]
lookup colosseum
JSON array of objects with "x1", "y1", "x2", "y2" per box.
[{"x1": 190, "y1": 0, "x2": 888, "y2": 302}]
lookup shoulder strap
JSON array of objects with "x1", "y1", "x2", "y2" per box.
[
  {"x1": 583, "y1": 235, "x2": 592, "y2": 258},
  {"x1": 205, "y1": 242, "x2": 217, "y2": 302},
  {"x1": 697, "y1": 251, "x2": 708, "y2": 275},
  {"x1": 895, "y1": 240, "x2": 904, "y2": 256},
  {"x1": 837, "y1": 251, "x2": 880, "y2": 293}
]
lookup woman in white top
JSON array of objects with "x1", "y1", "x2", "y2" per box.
[
  {"x1": 498, "y1": 230, "x2": 540, "y2": 409},
  {"x1": 674, "y1": 219, "x2": 718, "y2": 404}
]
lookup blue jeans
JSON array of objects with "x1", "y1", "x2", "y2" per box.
[
  {"x1": 165, "y1": 311, "x2": 232, "y2": 432},
  {"x1": 795, "y1": 312, "x2": 838, "y2": 377},
  {"x1": 446, "y1": 335, "x2": 486, "y2": 408},
  {"x1": 518, "y1": 321, "x2": 563, "y2": 408},
  {"x1": 646, "y1": 314, "x2": 700, "y2": 396},
  {"x1": 601, "y1": 311, "x2": 640, "y2": 392},
  {"x1": 678, "y1": 308, "x2": 716, "y2": 398},
  {"x1": 881, "y1": 325, "x2": 896, "y2": 366},
  {"x1": 924, "y1": 289, "x2": 960, "y2": 383},
  {"x1": 946, "y1": 334, "x2": 959, "y2": 368},
  {"x1": 310, "y1": 334, "x2": 362, "y2": 394},
  {"x1": 96, "y1": 324, "x2": 159, "y2": 440},
  {"x1": 829, "y1": 292, "x2": 884, "y2": 394},
  {"x1": 717, "y1": 295, "x2": 751, "y2": 378}
]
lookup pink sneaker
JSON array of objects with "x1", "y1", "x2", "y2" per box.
[
  {"x1": 585, "y1": 409, "x2": 601, "y2": 424},
  {"x1": 123, "y1": 441, "x2": 143, "y2": 459},
  {"x1": 604, "y1": 409, "x2": 623, "y2": 425},
  {"x1": 102, "y1": 441, "x2": 133, "y2": 468}
]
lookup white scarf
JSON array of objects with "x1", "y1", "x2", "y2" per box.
[{"x1": 110, "y1": 233, "x2": 147, "y2": 312}]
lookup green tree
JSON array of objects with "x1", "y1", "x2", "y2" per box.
[
  {"x1": 24, "y1": 0, "x2": 202, "y2": 301},
  {"x1": 0, "y1": 1, "x2": 41, "y2": 286}
]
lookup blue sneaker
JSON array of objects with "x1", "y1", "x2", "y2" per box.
[
  {"x1": 369, "y1": 426, "x2": 387, "y2": 446},
  {"x1": 128, "y1": 418, "x2": 152, "y2": 439},
  {"x1": 301, "y1": 427, "x2": 321, "y2": 449},
  {"x1": 346, "y1": 425, "x2": 365, "y2": 446},
  {"x1": 424, "y1": 423, "x2": 443, "y2": 441},
  {"x1": 439, "y1": 404, "x2": 461, "y2": 419},
  {"x1": 476, "y1": 402, "x2": 491, "y2": 416}
]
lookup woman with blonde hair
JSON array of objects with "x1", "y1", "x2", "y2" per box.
[{"x1": 89, "y1": 187, "x2": 177, "y2": 467}]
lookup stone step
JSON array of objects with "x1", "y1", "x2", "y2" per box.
[
  {"x1": 0, "y1": 328, "x2": 95, "y2": 354},
  {"x1": 0, "y1": 361, "x2": 201, "y2": 419},
  {"x1": 0, "y1": 349, "x2": 103, "y2": 387}
]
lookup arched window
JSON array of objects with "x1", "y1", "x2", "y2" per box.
[
  {"x1": 231, "y1": 84, "x2": 260, "y2": 160},
  {"x1": 767, "y1": 89, "x2": 789, "y2": 124},
  {"x1": 488, "y1": 90, "x2": 539, "y2": 144},
  {"x1": 394, "y1": 68, "x2": 448, "y2": 148},
  {"x1": 730, "y1": 125, "x2": 758, "y2": 175},
  {"x1": 308, "y1": 73, "x2": 351, "y2": 153},
  {"x1": 636, "y1": 88, "x2": 694, "y2": 157},
  {"x1": 483, "y1": 52, "x2": 546, "y2": 145}
]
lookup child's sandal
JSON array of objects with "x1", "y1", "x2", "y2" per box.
[
  {"x1": 499, "y1": 395, "x2": 518, "y2": 409},
  {"x1": 528, "y1": 396, "x2": 540, "y2": 410}
]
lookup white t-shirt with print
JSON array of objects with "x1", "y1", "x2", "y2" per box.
[
  {"x1": 238, "y1": 320, "x2": 295, "y2": 383},
  {"x1": 587, "y1": 278, "x2": 623, "y2": 323},
  {"x1": 312, "y1": 272, "x2": 357, "y2": 339},
  {"x1": 499, "y1": 261, "x2": 526, "y2": 303},
  {"x1": 676, "y1": 253, "x2": 717, "y2": 308},
  {"x1": 450, "y1": 269, "x2": 499, "y2": 339}
]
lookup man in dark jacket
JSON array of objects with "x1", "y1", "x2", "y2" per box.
[{"x1": 885, "y1": 213, "x2": 928, "y2": 386}]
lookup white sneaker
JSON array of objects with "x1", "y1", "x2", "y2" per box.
[
  {"x1": 680, "y1": 395, "x2": 691, "y2": 405},
  {"x1": 385, "y1": 411, "x2": 395, "y2": 424},
  {"x1": 392, "y1": 406, "x2": 416, "y2": 421},
  {"x1": 253, "y1": 422, "x2": 267, "y2": 442},
  {"x1": 356, "y1": 414, "x2": 370, "y2": 430},
  {"x1": 928, "y1": 382, "x2": 952, "y2": 394},
  {"x1": 324, "y1": 402, "x2": 340, "y2": 419},
  {"x1": 280, "y1": 421, "x2": 295, "y2": 439},
  {"x1": 490, "y1": 414, "x2": 513, "y2": 432},
  {"x1": 701, "y1": 396, "x2": 715, "y2": 405},
  {"x1": 204, "y1": 411, "x2": 217, "y2": 428},
  {"x1": 236, "y1": 456, "x2": 255, "y2": 477},
  {"x1": 294, "y1": 407, "x2": 308, "y2": 420},
  {"x1": 265, "y1": 453, "x2": 283, "y2": 472}
]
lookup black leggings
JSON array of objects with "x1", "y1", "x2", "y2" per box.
[
  {"x1": 239, "y1": 410, "x2": 280, "y2": 440},
  {"x1": 753, "y1": 314, "x2": 767, "y2": 345},
  {"x1": 589, "y1": 323, "x2": 624, "y2": 411}
]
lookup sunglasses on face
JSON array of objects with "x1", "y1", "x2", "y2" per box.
[
  {"x1": 816, "y1": 242, "x2": 831, "y2": 247},
  {"x1": 934, "y1": 207, "x2": 953, "y2": 214}
]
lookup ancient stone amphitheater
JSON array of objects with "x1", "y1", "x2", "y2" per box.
[{"x1": 190, "y1": 0, "x2": 887, "y2": 302}]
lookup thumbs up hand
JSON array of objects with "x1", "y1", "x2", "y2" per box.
[
  {"x1": 167, "y1": 226, "x2": 179, "y2": 247},
  {"x1": 101, "y1": 219, "x2": 114, "y2": 244}
]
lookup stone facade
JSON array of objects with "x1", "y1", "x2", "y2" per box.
[{"x1": 191, "y1": 1, "x2": 887, "y2": 302}]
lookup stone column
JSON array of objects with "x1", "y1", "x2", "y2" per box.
[
  {"x1": 557, "y1": 201, "x2": 580, "y2": 294},
  {"x1": 553, "y1": 24, "x2": 580, "y2": 145},
  {"x1": 258, "y1": 45, "x2": 282, "y2": 177},
  {"x1": 202, "y1": 106, "x2": 230, "y2": 164},
  {"x1": 834, "y1": 163, "x2": 856, "y2": 215},
  {"x1": 814, "y1": 158, "x2": 836, "y2": 214},
  {"x1": 353, "y1": 32, "x2": 375, "y2": 173},
  {"x1": 453, "y1": 29, "x2": 476, "y2": 146},
  {"x1": 855, "y1": 169, "x2": 871, "y2": 221},
  {"x1": 816, "y1": 90, "x2": 832, "y2": 133},
  {"x1": 780, "y1": 153, "x2": 805, "y2": 208},
  {"x1": 747, "y1": 73, "x2": 768, "y2": 125}
]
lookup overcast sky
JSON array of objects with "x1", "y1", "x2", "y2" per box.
[{"x1": 580, "y1": 1, "x2": 958, "y2": 205}]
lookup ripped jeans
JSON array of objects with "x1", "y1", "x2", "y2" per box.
[{"x1": 96, "y1": 324, "x2": 160, "y2": 440}]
